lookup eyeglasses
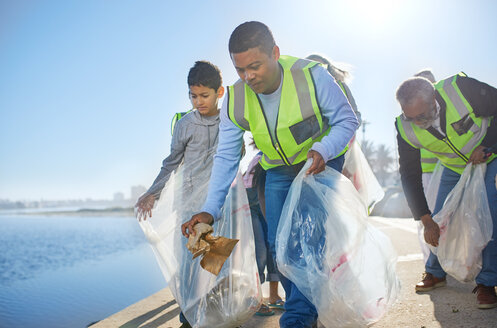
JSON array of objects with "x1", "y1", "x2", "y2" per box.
[{"x1": 402, "y1": 104, "x2": 436, "y2": 123}]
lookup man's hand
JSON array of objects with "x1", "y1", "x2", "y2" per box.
[
  {"x1": 135, "y1": 193, "x2": 155, "y2": 221},
  {"x1": 421, "y1": 214, "x2": 440, "y2": 247},
  {"x1": 468, "y1": 145, "x2": 488, "y2": 165},
  {"x1": 306, "y1": 150, "x2": 326, "y2": 175},
  {"x1": 181, "y1": 212, "x2": 214, "y2": 238}
]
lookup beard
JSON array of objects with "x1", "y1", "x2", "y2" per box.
[
  {"x1": 416, "y1": 120, "x2": 435, "y2": 129},
  {"x1": 416, "y1": 105, "x2": 439, "y2": 130}
]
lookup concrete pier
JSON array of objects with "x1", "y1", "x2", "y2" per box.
[{"x1": 93, "y1": 217, "x2": 497, "y2": 328}]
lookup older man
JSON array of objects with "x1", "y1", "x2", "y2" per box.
[{"x1": 395, "y1": 73, "x2": 497, "y2": 308}]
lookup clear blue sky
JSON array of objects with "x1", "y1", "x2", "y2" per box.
[{"x1": 1, "y1": 0, "x2": 497, "y2": 201}]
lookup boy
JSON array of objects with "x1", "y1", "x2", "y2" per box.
[
  {"x1": 136, "y1": 60, "x2": 224, "y2": 219},
  {"x1": 135, "y1": 60, "x2": 223, "y2": 328}
]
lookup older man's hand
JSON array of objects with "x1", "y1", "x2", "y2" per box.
[
  {"x1": 421, "y1": 214, "x2": 440, "y2": 247},
  {"x1": 468, "y1": 145, "x2": 488, "y2": 165},
  {"x1": 181, "y1": 212, "x2": 214, "y2": 238}
]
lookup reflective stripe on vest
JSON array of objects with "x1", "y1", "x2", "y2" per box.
[
  {"x1": 396, "y1": 73, "x2": 495, "y2": 174},
  {"x1": 228, "y1": 55, "x2": 341, "y2": 169},
  {"x1": 420, "y1": 149, "x2": 438, "y2": 173}
]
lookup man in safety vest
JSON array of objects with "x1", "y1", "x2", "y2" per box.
[
  {"x1": 395, "y1": 73, "x2": 497, "y2": 308},
  {"x1": 182, "y1": 21, "x2": 359, "y2": 327}
]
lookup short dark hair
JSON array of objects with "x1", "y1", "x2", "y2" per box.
[
  {"x1": 228, "y1": 21, "x2": 275, "y2": 56},
  {"x1": 187, "y1": 61, "x2": 222, "y2": 90}
]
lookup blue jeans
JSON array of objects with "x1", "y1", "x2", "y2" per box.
[
  {"x1": 247, "y1": 187, "x2": 279, "y2": 283},
  {"x1": 179, "y1": 312, "x2": 188, "y2": 324},
  {"x1": 265, "y1": 156, "x2": 344, "y2": 328},
  {"x1": 426, "y1": 159, "x2": 497, "y2": 286}
]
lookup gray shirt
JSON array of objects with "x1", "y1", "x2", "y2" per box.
[
  {"x1": 258, "y1": 71, "x2": 283, "y2": 141},
  {"x1": 148, "y1": 110, "x2": 219, "y2": 196}
]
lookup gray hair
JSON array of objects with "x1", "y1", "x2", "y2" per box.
[
  {"x1": 306, "y1": 53, "x2": 352, "y2": 83},
  {"x1": 396, "y1": 77, "x2": 435, "y2": 107},
  {"x1": 414, "y1": 69, "x2": 436, "y2": 83}
]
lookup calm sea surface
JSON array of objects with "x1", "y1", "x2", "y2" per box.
[{"x1": 0, "y1": 213, "x2": 166, "y2": 328}]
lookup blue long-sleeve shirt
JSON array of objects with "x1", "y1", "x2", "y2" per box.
[{"x1": 201, "y1": 64, "x2": 359, "y2": 219}]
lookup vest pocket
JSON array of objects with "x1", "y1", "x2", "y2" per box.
[
  {"x1": 289, "y1": 115, "x2": 321, "y2": 145},
  {"x1": 451, "y1": 114, "x2": 474, "y2": 136}
]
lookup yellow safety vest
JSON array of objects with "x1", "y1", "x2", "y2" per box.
[
  {"x1": 420, "y1": 149, "x2": 438, "y2": 173},
  {"x1": 228, "y1": 55, "x2": 346, "y2": 169},
  {"x1": 397, "y1": 73, "x2": 495, "y2": 174}
]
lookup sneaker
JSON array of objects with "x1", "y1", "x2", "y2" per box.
[
  {"x1": 415, "y1": 272, "x2": 446, "y2": 292},
  {"x1": 473, "y1": 284, "x2": 497, "y2": 309}
]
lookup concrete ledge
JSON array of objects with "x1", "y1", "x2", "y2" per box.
[
  {"x1": 92, "y1": 288, "x2": 182, "y2": 328},
  {"x1": 93, "y1": 218, "x2": 497, "y2": 328},
  {"x1": 92, "y1": 288, "x2": 282, "y2": 328}
]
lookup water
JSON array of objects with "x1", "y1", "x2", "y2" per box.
[{"x1": 0, "y1": 214, "x2": 166, "y2": 328}]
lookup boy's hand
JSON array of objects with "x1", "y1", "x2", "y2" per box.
[
  {"x1": 135, "y1": 193, "x2": 155, "y2": 221},
  {"x1": 182, "y1": 212, "x2": 214, "y2": 238},
  {"x1": 306, "y1": 150, "x2": 325, "y2": 175}
]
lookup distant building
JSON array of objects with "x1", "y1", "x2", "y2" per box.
[
  {"x1": 113, "y1": 192, "x2": 125, "y2": 202},
  {"x1": 130, "y1": 185, "x2": 147, "y2": 202},
  {"x1": 0, "y1": 199, "x2": 26, "y2": 209}
]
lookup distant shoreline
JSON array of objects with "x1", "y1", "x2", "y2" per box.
[{"x1": 3, "y1": 207, "x2": 135, "y2": 217}]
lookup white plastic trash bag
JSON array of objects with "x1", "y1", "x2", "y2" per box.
[
  {"x1": 276, "y1": 161, "x2": 400, "y2": 328},
  {"x1": 139, "y1": 152, "x2": 261, "y2": 328},
  {"x1": 418, "y1": 161, "x2": 443, "y2": 263},
  {"x1": 425, "y1": 161, "x2": 443, "y2": 212},
  {"x1": 343, "y1": 139, "x2": 385, "y2": 213},
  {"x1": 429, "y1": 163, "x2": 493, "y2": 282}
]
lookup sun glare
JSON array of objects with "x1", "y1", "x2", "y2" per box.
[{"x1": 347, "y1": 0, "x2": 399, "y2": 29}]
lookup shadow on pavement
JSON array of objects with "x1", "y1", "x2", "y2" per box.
[
  {"x1": 427, "y1": 276, "x2": 497, "y2": 328},
  {"x1": 120, "y1": 299, "x2": 180, "y2": 328}
]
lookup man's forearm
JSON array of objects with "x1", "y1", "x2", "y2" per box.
[
  {"x1": 397, "y1": 131, "x2": 431, "y2": 219},
  {"x1": 201, "y1": 98, "x2": 244, "y2": 219},
  {"x1": 201, "y1": 150, "x2": 241, "y2": 219},
  {"x1": 310, "y1": 65, "x2": 359, "y2": 161}
]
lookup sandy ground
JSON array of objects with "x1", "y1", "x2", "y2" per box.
[{"x1": 93, "y1": 217, "x2": 497, "y2": 328}]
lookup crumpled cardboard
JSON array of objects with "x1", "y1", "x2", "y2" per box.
[{"x1": 186, "y1": 223, "x2": 239, "y2": 275}]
